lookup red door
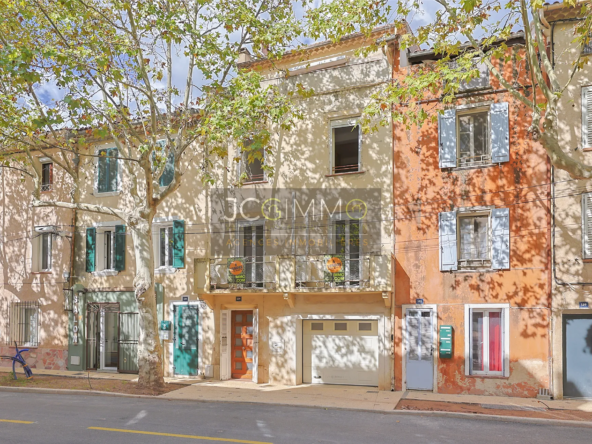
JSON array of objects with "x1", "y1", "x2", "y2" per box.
[{"x1": 231, "y1": 311, "x2": 254, "y2": 379}]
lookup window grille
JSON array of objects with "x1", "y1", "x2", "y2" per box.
[
  {"x1": 7, "y1": 301, "x2": 40, "y2": 347},
  {"x1": 582, "y1": 35, "x2": 592, "y2": 55}
]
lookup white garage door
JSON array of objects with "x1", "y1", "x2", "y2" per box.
[{"x1": 303, "y1": 319, "x2": 379, "y2": 386}]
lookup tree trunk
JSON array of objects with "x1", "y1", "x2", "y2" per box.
[{"x1": 130, "y1": 222, "x2": 165, "y2": 388}]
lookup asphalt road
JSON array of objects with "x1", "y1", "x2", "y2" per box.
[{"x1": 0, "y1": 392, "x2": 590, "y2": 444}]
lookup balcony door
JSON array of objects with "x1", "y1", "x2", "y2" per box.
[
  {"x1": 238, "y1": 221, "x2": 264, "y2": 288},
  {"x1": 332, "y1": 218, "x2": 361, "y2": 286}
]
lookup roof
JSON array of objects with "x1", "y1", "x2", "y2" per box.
[
  {"x1": 407, "y1": 31, "x2": 526, "y2": 64},
  {"x1": 237, "y1": 23, "x2": 406, "y2": 70},
  {"x1": 543, "y1": 1, "x2": 589, "y2": 22}
]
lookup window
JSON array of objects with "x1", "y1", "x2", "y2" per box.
[
  {"x1": 582, "y1": 34, "x2": 592, "y2": 56},
  {"x1": 152, "y1": 140, "x2": 175, "y2": 187},
  {"x1": 438, "y1": 103, "x2": 509, "y2": 168},
  {"x1": 86, "y1": 225, "x2": 126, "y2": 273},
  {"x1": 331, "y1": 119, "x2": 361, "y2": 174},
  {"x1": 159, "y1": 226, "x2": 174, "y2": 267},
  {"x1": 331, "y1": 216, "x2": 361, "y2": 285},
  {"x1": 439, "y1": 208, "x2": 509, "y2": 271},
  {"x1": 459, "y1": 214, "x2": 490, "y2": 264},
  {"x1": 152, "y1": 219, "x2": 185, "y2": 271},
  {"x1": 41, "y1": 162, "x2": 53, "y2": 192},
  {"x1": 9, "y1": 302, "x2": 39, "y2": 347},
  {"x1": 582, "y1": 86, "x2": 592, "y2": 149},
  {"x1": 466, "y1": 306, "x2": 508, "y2": 376},
  {"x1": 241, "y1": 142, "x2": 265, "y2": 183},
  {"x1": 33, "y1": 227, "x2": 53, "y2": 272},
  {"x1": 238, "y1": 222, "x2": 264, "y2": 287},
  {"x1": 97, "y1": 147, "x2": 119, "y2": 193},
  {"x1": 458, "y1": 111, "x2": 490, "y2": 166}
]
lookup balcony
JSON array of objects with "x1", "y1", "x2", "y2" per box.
[{"x1": 202, "y1": 253, "x2": 391, "y2": 294}]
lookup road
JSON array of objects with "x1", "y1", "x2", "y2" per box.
[{"x1": 0, "y1": 392, "x2": 589, "y2": 444}]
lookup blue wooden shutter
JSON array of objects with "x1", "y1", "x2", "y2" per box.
[
  {"x1": 491, "y1": 208, "x2": 510, "y2": 270},
  {"x1": 114, "y1": 225, "x2": 126, "y2": 271},
  {"x1": 438, "y1": 109, "x2": 457, "y2": 168},
  {"x1": 86, "y1": 228, "x2": 96, "y2": 272},
  {"x1": 491, "y1": 102, "x2": 509, "y2": 163},
  {"x1": 582, "y1": 86, "x2": 592, "y2": 148},
  {"x1": 173, "y1": 220, "x2": 185, "y2": 268},
  {"x1": 439, "y1": 211, "x2": 457, "y2": 271}
]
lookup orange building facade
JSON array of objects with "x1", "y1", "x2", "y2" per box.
[{"x1": 392, "y1": 36, "x2": 552, "y2": 397}]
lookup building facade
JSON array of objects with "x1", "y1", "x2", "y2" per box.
[
  {"x1": 0, "y1": 152, "x2": 73, "y2": 370},
  {"x1": 544, "y1": 3, "x2": 592, "y2": 400},
  {"x1": 392, "y1": 37, "x2": 553, "y2": 397}
]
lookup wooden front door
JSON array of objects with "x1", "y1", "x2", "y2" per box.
[{"x1": 231, "y1": 310, "x2": 254, "y2": 379}]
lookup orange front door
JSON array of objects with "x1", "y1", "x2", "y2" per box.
[{"x1": 231, "y1": 310, "x2": 254, "y2": 379}]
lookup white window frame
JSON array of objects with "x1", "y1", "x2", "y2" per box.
[
  {"x1": 236, "y1": 219, "x2": 265, "y2": 286},
  {"x1": 91, "y1": 222, "x2": 119, "y2": 276},
  {"x1": 329, "y1": 117, "x2": 362, "y2": 174},
  {"x1": 329, "y1": 212, "x2": 363, "y2": 287},
  {"x1": 457, "y1": 210, "x2": 491, "y2": 267},
  {"x1": 153, "y1": 216, "x2": 180, "y2": 274},
  {"x1": 464, "y1": 304, "x2": 510, "y2": 377},
  {"x1": 32, "y1": 227, "x2": 54, "y2": 272},
  {"x1": 94, "y1": 145, "x2": 122, "y2": 196},
  {"x1": 456, "y1": 106, "x2": 491, "y2": 167}
]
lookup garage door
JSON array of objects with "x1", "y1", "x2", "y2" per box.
[
  {"x1": 564, "y1": 314, "x2": 592, "y2": 398},
  {"x1": 303, "y1": 319, "x2": 379, "y2": 386}
]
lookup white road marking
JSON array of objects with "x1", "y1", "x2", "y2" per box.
[
  {"x1": 126, "y1": 409, "x2": 147, "y2": 425},
  {"x1": 256, "y1": 419, "x2": 273, "y2": 438}
]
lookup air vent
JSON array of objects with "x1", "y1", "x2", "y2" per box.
[{"x1": 335, "y1": 322, "x2": 348, "y2": 331}]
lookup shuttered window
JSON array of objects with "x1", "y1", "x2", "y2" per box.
[
  {"x1": 439, "y1": 208, "x2": 510, "y2": 271},
  {"x1": 582, "y1": 86, "x2": 592, "y2": 149},
  {"x1": 86, "y1": 227, "x2": 96, "y2": 272},
  {"x1": 439, "y1": 102, "x2": 509, "y2": 168},
  {"x1": 582, "y1": 193, "x2": 592, "y2": 259},
  {"x1": 97, "y1": 148, "x2": 118, "y2": 193}
]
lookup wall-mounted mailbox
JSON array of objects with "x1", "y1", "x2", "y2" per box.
[
  {"x1": 439, "y1": 325, "x2": 453, "y2": 359},
  {"x1": 160, "y1": 320, "x2": 172, "y2": 331}
]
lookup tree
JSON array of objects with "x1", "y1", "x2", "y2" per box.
[
  {"x1": 0, "y1": 0, "x2": 391, "y2": 387},
  {"x1": 362, "y1": 0, "x2": 592, "y2": 179}
]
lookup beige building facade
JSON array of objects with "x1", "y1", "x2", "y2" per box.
[
  {"x1": 545, "y1": 3, "x2": 592, "y2": 399},
  {"x1": 0, "y1": 152, "x2": 73, "y2": 370}
]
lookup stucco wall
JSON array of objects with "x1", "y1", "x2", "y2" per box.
[
  {"x1": 393, "y1": 47, "x2": 551, "y2": 397},
  {"x1": 550, "y1": 19, "x2": 592, "y2": 399},
  {"x1": 0, "y1": 152, "x2": 73, "y2": 370}
]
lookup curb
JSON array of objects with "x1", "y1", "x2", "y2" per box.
[
  {"x1": 391, "y1": 409, "x2": 592, "y2": 428},
  {"x1": 3, "y1": 386, "x2": 592, "y2": 428}
]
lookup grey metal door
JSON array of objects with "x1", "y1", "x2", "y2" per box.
[
  {"x1": 406, "y1": 309, "x2": 434, "y2": 390},
  {"x1": 564, "y1": 314, "x2": 592, "y2": 398}
]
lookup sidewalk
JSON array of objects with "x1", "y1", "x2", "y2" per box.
[
  {"x1": 0, "y1": 366, "x2": 199, "y2": 385},
  {"x1": 163, "y1": 380, "x2": 404, "y2": 412},
  {"x1": 3, "y1": 365, "x2": 592, "y2": 421}
]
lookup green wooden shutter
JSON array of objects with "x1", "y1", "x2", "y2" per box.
[
  {"x1": 172, "y1": 220, "x2": 185, "y2": 268},
  {"x1": 159, "y1": 153, "x2": 175, "y2": 187},
  {"x1": 86, "y1": 228, "x2": 96, "y2": 272},
  {"x1": 114, "y1": 225, "x2": 126, "y2": 271}
]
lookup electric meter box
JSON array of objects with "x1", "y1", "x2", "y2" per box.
[
  {"x1": 159, "y1": 320, "x2": 172, "y2": 341},
  {"x1": 439, "y1": 325, "x2": 453, "y2": 359}
]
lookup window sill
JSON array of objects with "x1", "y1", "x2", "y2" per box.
[
  {"x1": 325, "y1": 170, "x2": 366, "y2": 178},
  {"x1": 92, "y1": 270, "x2": 119, "y2": 277},
  {"x1": 582, "y1": 258, "x2": 592, "y2": 263},
  {"x1": 466, "y1": 373, "x2": 509, "y2": 379},
  {"x1": 449, "y1": 268, "x2": 502, "y2": 274},
  {"x1": 447, "y1": 163, "x2": 498, "y2": 172},
  {"x1": 94, "y1": 190, "x2": 121, "y2": 197},
  {"x1": 155, "y1": 267, "x2": 177, "y2": 275},
  {"x1": 582, "y1": 147, "x2": 592, "y2": 152},
  {"x1": 242, "y1": 180, "x2": 269, "y2": 186},
  {"x1": 31, "y1": 271, "x2": 52, "y2": 275}
]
